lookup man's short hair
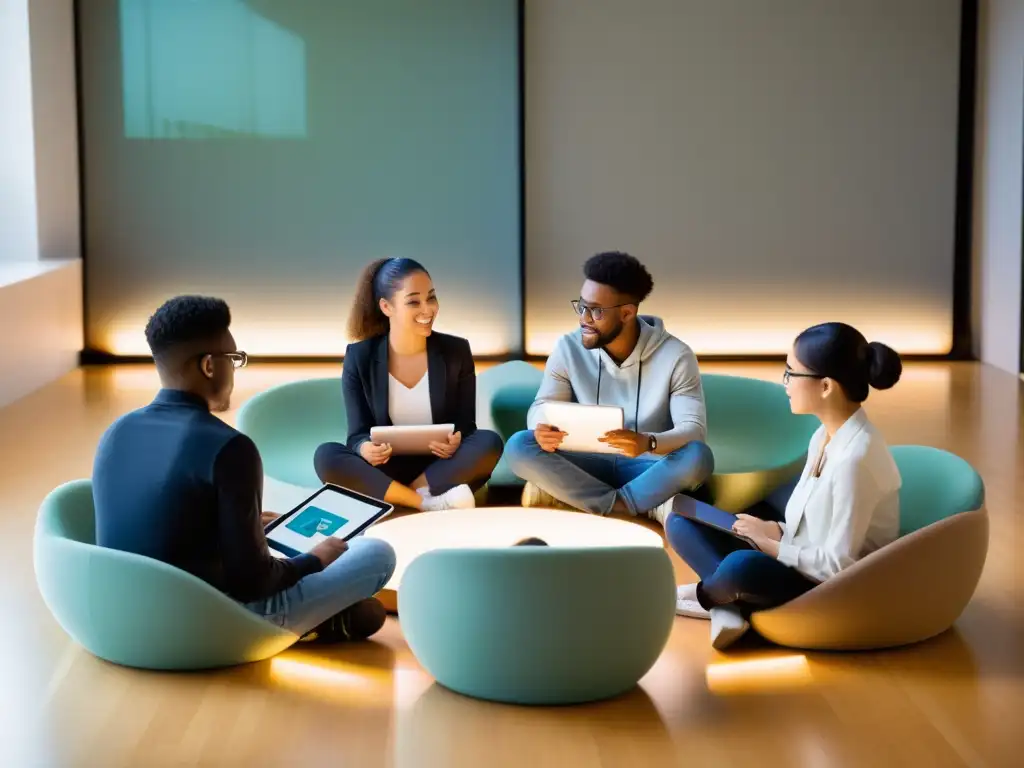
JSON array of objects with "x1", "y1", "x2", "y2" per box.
[
  {"x1": 144, "y1": 296, "x2": 231, "y2": 359},
  {"x1": 583, "y1": 251, "x2": 654, "y2": 304}
]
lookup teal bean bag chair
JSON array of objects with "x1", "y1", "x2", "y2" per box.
[
  {"x1": 33, "y1": 480, "x2": 298, "y2": 670},
  {"x1": 751, "y1": 446, "x2": 988, "y2": 650},
  {"x1": 398, "y1": 546, "x2": 676, "y2": 705},
  {"x1": 236, "y1": 377, "x2": 344, "y2": 489},
  {"x1": 476, "y1": 360, "x2": 544, "y2": 487},
  {"x1": 701, "y1": 373, "x2": 819, "y2": 512}
]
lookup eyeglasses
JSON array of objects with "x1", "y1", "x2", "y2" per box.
[
  {"x1": 571, "y1": 299, "x2": 631, "y2": 322},
  {"x1": 221, "y1": 351, "x2": 248, "y2": 369},
  {"x1": 198, "y1": 351, "x2": 248, "y2": 370},
  {"x1": 783, "y1": 367, "x2": 823, "y2": 385}
]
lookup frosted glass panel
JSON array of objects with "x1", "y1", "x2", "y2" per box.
[
  {"x1": 81, "y1": 0, "x2": 519, "y2": 356},
  {"x1": 120, "y1": 0, "x2": 308, "y2": 139}
]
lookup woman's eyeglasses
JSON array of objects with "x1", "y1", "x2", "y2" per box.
[
  {"x1": 571, "y1": 299, "x2": 631, "y2": 322},
  {"x1": 783, "y1": 367, "x2": 823, "y2": 385}
]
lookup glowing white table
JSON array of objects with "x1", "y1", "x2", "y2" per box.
[{"x1": 363, "y1": 507, "x2": 664, "y2": 612}]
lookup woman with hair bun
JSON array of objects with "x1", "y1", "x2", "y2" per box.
[
  {"x1": 314, "y1": 258, "x2": 503, "y2": 512},
  {"x1": 669, "y1": 322, "x2": 903, "y2": 649}
]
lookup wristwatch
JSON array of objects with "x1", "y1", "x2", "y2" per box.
[{"x1": 647, "y1": 434, "x2": 657, "y2": 453}]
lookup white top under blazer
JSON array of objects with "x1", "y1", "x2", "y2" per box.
[
  {"x1": 388, "y1": 372, "x2": 433, "y2": 426},
  {"x1": 777, "y1": 408, "x2": 901, "y2": 583}
]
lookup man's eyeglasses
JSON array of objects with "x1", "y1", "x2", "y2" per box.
[
  {"x1": 571, "y1": 299, "x2": 631, "y2": 322},
  {"x1": 783, "y1": 367, "x2": 823, "y2": 385},
  {"x1": 199, "y1": 351, "x2": 248, "y2": 370}
]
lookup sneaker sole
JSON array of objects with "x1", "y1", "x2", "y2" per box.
[
  {"x1": 675, "y1": 600, "x2": 711, "y2": 620},
  {"x1": 711, "y1": 622, "x2": 750, "y2": 650}
]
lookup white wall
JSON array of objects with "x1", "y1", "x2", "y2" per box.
[
  {"x1": 28, "y1": 0, "x2": 81, "y2": 260},
  {"x1": 0, "y1": 0, "x2": 82, "y2": 407},
  {"x1": 0, "y1": 0, "x2": 40, "y2": 263},
  {"x1": 0, "y1": 261, "x2": 82, "y2": 406},
  {"x1": 972, "y1": 0, "x2": 1023, "y2": 374}
]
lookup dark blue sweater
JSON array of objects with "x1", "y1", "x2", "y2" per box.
[{"x1": 92, "y1": 389, "x2": 321, "y2": 603}]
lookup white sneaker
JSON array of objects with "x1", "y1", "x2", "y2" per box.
[
  {"x1": 675, "y1": 583, "x2": 710, "y2": 618},
  {"x1": 421, "y1": 484, "x2": 476, "y2": 511},
  {"x1": 521, "y1": 482, "x2": 575, "y2": 511},
  {"x1": 676, "y1": 599, "x2": 710, "y2": 619},
  {"x1": 677, "y1": 583, "x2": 698, "y2": 601},
  {"x1": 710, "y1": 607, "x2": 750, "y2": 650},
  {"x1": 646, "y1": 497, "x2": 676, "y2": 526}
]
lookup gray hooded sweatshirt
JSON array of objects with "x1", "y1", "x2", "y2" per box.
[{"x1": 526, "y1": 316, "x2": 706, "y2": 453}]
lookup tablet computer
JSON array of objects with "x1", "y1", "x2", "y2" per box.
[
  {"x1": 536, "y1": 402, "x2": 624, "y2": 454},
  {"x1": 264, "y1": 484, "x2": 393, "y2": 558},
  {"x1": 672, "y1": 495, "x2": 755, "y2": 546},
  {"x1": 370, "y1": 423, "x2": 455, "y2": 455}
]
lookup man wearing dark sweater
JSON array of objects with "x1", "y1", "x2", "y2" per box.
[{"x1": 93, "y1": 296, "x2": 396, "y2": 643}]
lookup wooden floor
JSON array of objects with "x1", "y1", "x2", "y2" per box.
[{"x1": 1, "y1": 361, "x2": 1022, "y2": 767}]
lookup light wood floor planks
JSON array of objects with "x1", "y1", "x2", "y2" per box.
[{"x1": 0, "y1": 361, "x2": 1021, "y2": 767}]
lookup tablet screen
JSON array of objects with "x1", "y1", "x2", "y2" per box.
[
  {"x1": 674, "y1": 496, "x2": 754, "y2": 545},
  {"x1": 265, "y1": 485, "x2": 391, "y2": 558}
]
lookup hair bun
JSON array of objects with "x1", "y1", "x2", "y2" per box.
[{"x1": 867, "y1": 341, "x2": 902, "y2": 390}]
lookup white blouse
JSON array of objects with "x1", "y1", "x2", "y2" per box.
[
  {"x1": 777, "y1": 408, "x2": 901, "y2": 583},
  {"x1": 388, "y1": 372, "x2": 433, "y2": 426}
]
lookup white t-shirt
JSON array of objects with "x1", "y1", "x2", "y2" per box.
[{"x1": 388, "y1": 372, "x2": 432, "y2": 426}]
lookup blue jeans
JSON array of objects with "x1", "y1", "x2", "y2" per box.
[
  {"x1": 245, "y1": 537, "x2": 397, "y2": 637},
  {"x1": 665, "y1": 479, "x2": 816, "y2": 614},
  {"x1": 503, "y1": 430, "x2": 715, "y2": 516}
]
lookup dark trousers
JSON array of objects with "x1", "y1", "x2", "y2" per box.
[
  {"x1": 313, "y1": 429, "x2": 504, "y2": 500},
  {"x1": 665, "y1": 480, "x2": 817, "y2": 614}
]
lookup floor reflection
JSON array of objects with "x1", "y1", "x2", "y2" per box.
[{"x1": 393, "y1": 680, "x2": 672, "y2": 768}]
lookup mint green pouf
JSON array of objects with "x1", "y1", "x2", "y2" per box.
[
  {"x1": 701, "y1": 373, "x2": 819, "y2": 512},
  {"x1": 33, "y1": 480, "x2": 298, "y2": 670},
  {"x1": 398, "y1": 546, "x2": 676, "y2": 705},
  {"x1": 477, "y1": 360, "x2": 544, "y2": 487},
  {"x1": 236, "y1": 377, "x2": 344, "y2": 489},
  {"x1": 890, "y1": 445, "x2": 984, "y2": 535}
]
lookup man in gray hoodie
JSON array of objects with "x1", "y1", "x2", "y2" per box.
[{"x1": 505, "y1": 252, "x2": 714, "y2": 524}]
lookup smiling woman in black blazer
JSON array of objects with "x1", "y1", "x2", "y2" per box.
[{"x1": 314, "y1": 258, "x2": 503, "y2": 511}]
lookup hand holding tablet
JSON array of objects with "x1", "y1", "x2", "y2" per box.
[
  {"x1": 673, "y1": 495, "x2": 758, "y2": 548},
  {"x1": 264, "y1": 484, "x2": 393, "y2": 559},
  {"x1": 308, "y1": 537, "x2": 349, "y2": 567},
  {"x1": 597, "y1": 429, "x2": 650, "y2": 458},
  {"x1": 533, "y1": 424, "x2": 567, "y2": 452},
  {"x1": 428, "y1": 430, "x2": 461, "y2": 459},
  {"x1": 535, "y1": 402, "x2": 627, "y2": 454},
  {"x1": 360, "y1": 441, "x2": 393, "y2": 466},
  {"x1": 370, "y1": 423, "x2": 456, "y2": 456}
]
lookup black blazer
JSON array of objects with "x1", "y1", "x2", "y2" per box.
[{"x1": 342, "y1": 332, "x2": 478, "y2": 450}]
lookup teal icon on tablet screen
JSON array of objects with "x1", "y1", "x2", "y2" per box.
[{"x1": 286, "y1": 506, "x2": 347, "y2": 538}]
